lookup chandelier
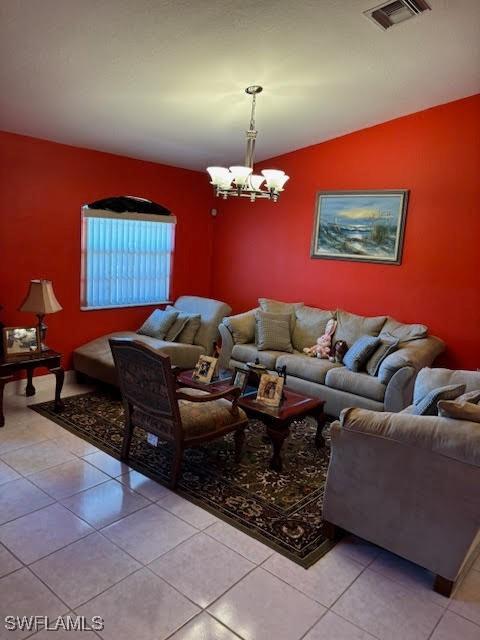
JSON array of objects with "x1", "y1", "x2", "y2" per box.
[{"x1": 207, "y1": 86, "x2": 289, "y2": 202}]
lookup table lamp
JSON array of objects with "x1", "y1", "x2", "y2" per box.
[{"x1": 19, "y1": 279, "x2": 62, "y2": 351}]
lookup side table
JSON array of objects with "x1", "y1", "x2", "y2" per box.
[{"x1": 0, "y1": 350, "x2": 65, "y2": 427}]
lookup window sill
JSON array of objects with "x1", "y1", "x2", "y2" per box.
[{"x1": 80, "y1": 301, "x2": 173, "y2": 311}]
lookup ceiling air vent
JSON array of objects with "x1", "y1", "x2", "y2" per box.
[{"x1": 364, "y1": 0, "x2": 431, "y2": 30}]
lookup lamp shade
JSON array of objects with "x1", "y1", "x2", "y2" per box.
[{"x1": 19, "y1": 280, "x2": 62, "y2": 314}]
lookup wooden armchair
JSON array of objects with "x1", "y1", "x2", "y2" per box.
[{"x1": 109, "y1": 338, "x2": 248, "y2": 488}]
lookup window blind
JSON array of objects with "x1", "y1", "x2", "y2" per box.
[{"x1": 81, "y1": 209, "x2": 176, "y2": 309}]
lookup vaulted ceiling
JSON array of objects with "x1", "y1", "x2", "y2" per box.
[{"x1": 1, "y1": 0, "x2": 479, "y2": 170}]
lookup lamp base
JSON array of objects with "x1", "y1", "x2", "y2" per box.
[{"x1": 37, "y1": 314, "x2": 49, "y2": 351}]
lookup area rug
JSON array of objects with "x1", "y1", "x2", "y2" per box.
[{"x1": 31, "y1": 390, "x2": 335, "y2": 567}]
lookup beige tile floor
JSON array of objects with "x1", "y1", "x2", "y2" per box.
[{"x1": 0, "y1": 377, "x2": 479, "y2": 640}]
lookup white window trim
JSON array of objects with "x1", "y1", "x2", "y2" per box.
[{"x1": 80, "y1": 206, "x2": 176, "y2": 311}]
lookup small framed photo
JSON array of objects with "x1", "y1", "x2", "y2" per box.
[
  {"x1": 192, "y1": 355, "x2": 218, "y2": 384},
  {"x1": 2, "y1": 326, "x2": 40, "y2": 359},
  {"x1": 230, "y1": 367, "x2": 249, "y2": 394},
  {"x1": 256, "y1": 373, "x2": 284, "y2": 407}
]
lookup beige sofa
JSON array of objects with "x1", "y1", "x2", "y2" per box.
[
  {"x1": 73, "y1": 296, "x2": 231, "y2": 385},
  {"x1": 218, "y1": 300, "x2": 445, "y2": 416},
  {"x1": 323, "y1": 368, "x2": 480, "y2": 596}
]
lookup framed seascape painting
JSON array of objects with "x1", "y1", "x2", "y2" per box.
[{"x1": 311, "y1": 190, "x2": 409, "y2": 264}]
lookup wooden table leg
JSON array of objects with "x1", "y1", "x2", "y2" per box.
[
  {"x1": 266, "y1": 422, "x2": 290, "y2": 472},
  {"x1": 50, "y1": 366, "x2": 65, "y2": 412},
  {"x1": 313, "y1": 406, "x2": 327, "y2": 449},
  {"x1": 0, "y1": 376, "x2": 12, "y2": 427},
  {"x1": 25, "y1": 367, "x2": 36, "y2": 397}
]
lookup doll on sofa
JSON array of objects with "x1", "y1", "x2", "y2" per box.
[{"x1": 303, "y1": 319, "x2": 337, "y2": 359}]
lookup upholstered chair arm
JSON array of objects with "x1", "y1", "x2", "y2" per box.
[
  {"x1": 176, "y1": 385, "x2": 241, "y2": 404},
  {"x1": 218, "y1": 323, "x2": 235, "y2": 369},
  {"x1": 378, "y1": 335, "x2": 445, "y2": 384},
  {"x1": 383, "y1": 365, "x2": 416, "y2": 412}
]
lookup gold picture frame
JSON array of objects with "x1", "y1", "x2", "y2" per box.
[
  {"x1": 2, "y1": 326, "x2": 40, "y2": 359},
  {"x1": 256, "y1": 373, "x2": 284, "y2": 407},
  {"x1": 192, "y1": 355, "x2": 218, "y2": 384}
]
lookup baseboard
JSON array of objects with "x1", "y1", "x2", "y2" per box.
[{"x1": 3, "y1": 370, "x2": 76, "y2": 397}]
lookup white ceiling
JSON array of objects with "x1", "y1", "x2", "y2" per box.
[{"x1": 1, "y1": 0, "x2": 479, "y2": 170}]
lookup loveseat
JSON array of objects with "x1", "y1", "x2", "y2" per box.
[
  {"x1": 323, "y1": 368, "x2": 480, "y2": 596},
  {"x1": 218, "y1": 298, "x2": 445, "y2": 416},
  {"x1": 73, "y1": 296, "x2": 231, "y2": 386}
]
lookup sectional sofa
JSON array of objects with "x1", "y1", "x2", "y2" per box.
[{"x1": 218, "y1": 299, "x2": 445, "y2": 416}]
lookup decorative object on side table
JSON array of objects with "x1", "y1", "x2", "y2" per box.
[
  {"x1": 0, "y1": 349, "x2": 65, "y2": 427},
  {"x1": 19, "y1": 279, "x2": 63, "y2": 350},
  {"x1": 192, "y1": 354, "x2": 218, "y2": 384},
  {"x1": 230, "y1": 367, "x2": 249, "y2": 395},
  {"x1": 256, "y1": 373, "x2": 284, "y2": 408},
  {"x1": 2, "y1": 326, "x2": 40, "y2": 359},
  {"x1": 311, "y1": 190, "x2": 409, "y2": 264}
]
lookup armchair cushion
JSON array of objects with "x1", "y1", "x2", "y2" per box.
[
  {"x1": 333, "y1": 310, "x2": 387, "y2": 347},
  {"x1": 137, "y1": 308, "x2": 179, "y2": 340},
  {"x1": 178, "y1": 388, "x2": 247, "y2": 437},
  {"x1": 413, "y1": 383, "x2": 466, "y2": 416},
  {"x1": 292, "y1": 305, "x2": 335, "y2": 352},
  {"x1": 223, "y1": 310, "x2": 257, "y2": 344}
]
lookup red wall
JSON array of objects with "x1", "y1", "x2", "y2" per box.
[
  {"x1": 0, "y1": 132, "x2": 214, "y2": 369},
  {"x1": 211, "y1": 95, "x2": 480, "y2": 369}
]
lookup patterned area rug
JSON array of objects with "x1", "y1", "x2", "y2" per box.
[{"x1": 31, "y1": 390, "x2": 335, "y2": 567}]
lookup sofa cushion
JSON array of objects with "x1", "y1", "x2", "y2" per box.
[
  {"x1": 223, "y1": 310, "x2": 257, "y2": 345},
  {"x1": 174, "y1": 296, "x2": 232, "y2": 354},
  {"x1": 438, "y1": 399, "x2": 480, "y2": 423},
  {"x1": 231, "y1": 343, "x2": 281, "y2": 370},
  {"x1": 175, "y1": 314, "x2": 201, "y2": 345},
  {"x1": 325, "y1": 367, "x2": 386, "y2": 402},
  {"x1": 255, "y1": 311, "x2": 293, "y2": 353},
  {"x1": 276, "y1": 353, "x2": 342, "y2": 385},
  {"x1": 333, "y1": 310, "x2": 387, "y2": 347},
  {"x1": 414, "y1": 368, "x2": 480, "y2": 404},
  {"x1": 292, "y1": 306, "x2": 336, "y2": 352},
  {"x1": 73, "y1": 331, "x2": 205, "y2": 385},
  {"x1": 137, "y1": 308, "x2": 179, "y2": 340},
  {"x1": 366, "y1": 337, "x2": 399, "y2": 376},
  {"x1": 343, "y1": 336, "x2": 381, "y2": 372},
  {"x1": 258, "y1": 298, "x2": 304, "y2": 314},
  {"x1": 381, "y1": 317, "x2": 428, "y2": 343}
]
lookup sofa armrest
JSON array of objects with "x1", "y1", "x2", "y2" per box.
[
  {"x1": 218, "y1": 323, "x2": 235, "y2": 370},
  {"x1": 383, "y1": 366, "x2": 416, "y2": 412},
  {"x1": 337, "y1": 407, "x2": 480, "y2": 467},
  {"x1": 378, "y1": 335, "x2": 445, "y2": 384}
]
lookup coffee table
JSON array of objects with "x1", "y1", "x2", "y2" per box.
[{"x1": 177, "y1": 369, "x2": 326, "y2": 472}]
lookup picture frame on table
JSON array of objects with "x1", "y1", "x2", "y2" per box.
[
  {"x1": 310, "y1": 190, "x2": 409, "y2": 265},
  {"x1": 192, "y1": 355, "x2": 218, "y2": 384},
  {"x1": 230, "y1": 367, "x2": 249, "y2": 395},
  {"x1": 256, "y1": 373, "x2": 284, "y2": 407},
  {"x1": 2, "y1": 326, "x2": 40, "y2": 360}
]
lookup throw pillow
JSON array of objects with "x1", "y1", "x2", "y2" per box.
[
  {"x1": 255, "y1": 311, "x2": 293, "y2": 353},
  {"x1": 456, "y1": 390, "x2": 480, "y2": 404},
  {"x1": 343, "y1": 336, "x2": 381, "y2": 373},
  {"x1": 333, "y1": 310, "x2": 387, "y2": 347},
  {"x1": 164, "y1": 305, "x2": 191, "y2": 342},
  {"x1": 176, "y1": 314, "x2": 202, "y2": 345},
  {"x1": 292, "y1": 306, "x2": 335, "y2": 352},
  {"x1": 437, "y1": 400, "x2": 480, "y2": 423},
  {"x1": 366, "y1": 337, "x2": 400, "y2": 376},
  {"x1": 223, "y1": 310, "x2": 257, "y2": 344},
  {"x1": 413, "y1": 384, "x2": 466, "y2": 416},
  {"x1": 137, "y1": 308, "x2": 179, "y2": 340}
]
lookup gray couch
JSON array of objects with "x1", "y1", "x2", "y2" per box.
[
  {"x1": 73, "y1": 296, "x2": 231, "y2": 386},
  {"x1": 323, "y1": 368, "x2": 480, "y2": 596},
  {"x1": 218, "y1": 300, "x2": 445, "y2": 416}
]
